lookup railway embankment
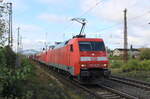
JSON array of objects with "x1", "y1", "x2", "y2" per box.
[
  {"x1": 110, "y1": 48, "x2": 150, "y2": 82},
  {"x1": 23, "y1": 61, "x2": 88, "y2": 99},
  {"x1": 110, "y1": 59, "x2": 150, "y2": 82},
  {"x1": 31, "y1": 62, "x2": 91, "y2": 99},
  {"x1": 0, "y1": 46, "x2": 87, "y2": 99}
]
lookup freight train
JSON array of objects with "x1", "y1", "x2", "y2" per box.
[{"x1": 33, "y1": 35, "x2": 111, "y2": 84}]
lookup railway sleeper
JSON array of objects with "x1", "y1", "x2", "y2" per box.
[{"x1": 110, "y1": 78, "x2": 150, "y2": 90}]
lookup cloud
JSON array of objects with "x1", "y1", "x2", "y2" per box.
[
  {"x1": 128, "y1": 25, "x2": 150, "y2": 47},
  {"x1": 17, "y1": 24, "x2": 43, "y2": 33},
  {"x1": 38, "y1": 13, "x2": 71, "y2": 23},
  {"x1": 80, "y1": 0, "x2": 150, "y2": 48},
  {"x1": 20, "y1": 38, "x2": 54, "y2": 51},
  {"x1": 12, "y1": 23, "x2": 45, "y2": 50},
  {"x1": 13, "y1": 24, "x2": 44, "y2": 39},
  {"x1": 38, "y1": 0, "x2": 65, "y2": 5},
  {"x1": 16, "y1": 38, "x2": 43, "y2": 51},
  {"x1": 81, "y1": 0, "x2": 150, "y2": 22},
  {"x1": 5, "y1": 0, "x2": 29, "y2": 12},
  {"x1": 12, "y1": 23, "x2": 62, "y2": 50},
  {"x1": 80, "y1": 0, "x2": 98, "y2": 11}
]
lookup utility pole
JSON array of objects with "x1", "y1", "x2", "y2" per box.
[
  {"x1": 20, "y1": 36, "x2": 23, "y2": 51},
  {"x1": 123, "y1": 8, "x2": 128, "y2": 63},
  {"x1": 17, "y1": 27, "x2": 20, "y2": 52},
  {"x1": 16, "y1": 27, "x2": 21, "y2": 67},
  {"x1": 45, "y1": 32, "x2": 48, "y2": 51},
  {"x1": 7, "y1": 3, "x2": 13, "y2": 47},
  {"x1": 9, "y1": 3, "x2": 13, "y2": 47}
]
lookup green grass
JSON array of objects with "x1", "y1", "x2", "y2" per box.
[
  {"x1": 0, "y1": 48, "x2": 87, "y2": 99},
  {"x1": 121, "y1": 60, "x2": 150, "y2": 72},
  {"x1": 111, "y1": 59, "x2": 150, "y2": 82},
  {"x1": 22, "y1": 62, "x2": 87, "y2": 99},
  {"x1": 110, "y1": 60, "x2": 123, "y2": 69},
  {"x1": 23, "y1": 67, "x2": 69, "y2": 99},
  {"x1": 112, "y1": 70, "x2": 150, "y2": 82}
]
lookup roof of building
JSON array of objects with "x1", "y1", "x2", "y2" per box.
[{"x1": 114, "y1": 48, "x2": 140, "y2": 51}]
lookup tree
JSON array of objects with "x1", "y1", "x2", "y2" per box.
[
  {"x1": 0, "y1": 19, "x2": 6, "y2": 46},
  {"x1": 140, "y1": 48, "x2": 150, "y2": 60}
]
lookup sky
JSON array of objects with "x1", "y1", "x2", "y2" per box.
[{"x1": 2, "y1": 0, "x2": 150, "y2": 51}]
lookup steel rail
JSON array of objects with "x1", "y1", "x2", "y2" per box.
[
  {"x1": 111, "y1": 75, "x2": 150, "y2": 86},
  {"x1": 34, "y1": 60, "x2": 106, "y2": 99},
  {"x1": 97, "y1": 84, "x2": 138, "y2": 99},
  {"x1": 43, "y1": 65, "x2": 137, "y2": 99},
  {"x1": 33, "y1": 59, "x2": 138, "y2": 99},
  {"x1": 110, "y1": 75, "x2": 150, "y2": 90}
]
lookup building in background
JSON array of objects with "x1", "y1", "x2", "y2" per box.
[{"x1": 113, "y1": 48, "x2": 140, "y2": 58}]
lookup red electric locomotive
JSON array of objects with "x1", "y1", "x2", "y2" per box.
[
  {"x1": 35, "y1": 18, "x2": 111, "y2": 84},
  {"x1": 35, "y1": 35, "x2": 110, "y2": 84}
]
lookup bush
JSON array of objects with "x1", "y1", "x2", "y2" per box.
[
  {"x1": 140, "y1": 60, "x2": 150, "y2": 71},
  {"x1": 121, "y1": 59, "x2": 140, "y2": 72},
  {"x1": 109, "y1": 56, "x2": 122, "y2": 60},
  {"x1": 121, "y1": 59, "x2": 150, "y2": 72},
  {"x1": 0, "y1": 58, "x2": 35, "y2": 98},
  {"x1": 110, "y1": 60, "x2": 123, "y2": 68},
  {"x1": 0, "y1": 46, "x2": 35, "y2": 98},
  {"x1": 3, "y1": 46, "x2": 16, "y2": 68},
  {"x1": 0, "y1": 47, "x2": 6, "y2": 67},
  {"x1": 140, "y1": 48, "x2": 150, "y2": 60}
]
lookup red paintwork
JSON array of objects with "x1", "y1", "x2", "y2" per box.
[{"x1": 35, "y1": 38, "x2": 109, "y2": 76}]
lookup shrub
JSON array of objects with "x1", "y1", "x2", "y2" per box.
[
  {"x1": 0, "y1": 58, "x2": 35, "y2": 98},
  {"x1": 140, "y1": 48, "x2": 150, "y2": 60},
  {"x1": 122, "y1": 59, "x2": 150, "y2": 72},
  {"x1": 110, "y1": 60, "x2": 123, "y2": 68},
  {"x1": 0, "y1": 48, "x2": 6, "y2": 67},
  {"x1": 109, "y1": 56, "x2": 122, "y2": 60},
  {"x1": 0, "y1": 46, "x2": 35, "y2": 98},
  {"x1": 140, "y1": 60, "x2": 150, "y2": 71},
  {"x1": 3, "y1": 46, "x2": 16, "y2": 68},
  {"x1": 121, "y1": 59, "x2": 140, "y2": 72}
]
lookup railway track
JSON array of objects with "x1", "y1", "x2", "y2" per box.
[
  {"x1": 34, "y1": 60, "x2": 137, "y2": 99},
  {"x1": 110, "y1": 75, "x2": 150, "y2": 91},
  {"x1": 74, "y1": 79, "x2": 138, "y2": 99},
  {"x1": 96, "y1": 84, "x2": 138, "y2": 99}
]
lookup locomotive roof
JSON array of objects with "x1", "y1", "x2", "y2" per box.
[
  {"x1": 73, "y1": 37, "x2": 103, "y2": 41},
  {"x1": 53, "y1": 40, "x2": 70, "y2": 49},
  {"x1": 53, "y1": 38, "x2": 103, "y2": 50},
  {"x1": 70, "y1": 38, "x2": 104, "y2": 43}
]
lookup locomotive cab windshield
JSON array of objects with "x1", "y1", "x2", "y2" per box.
[{"x1": 79, "y1": 41, "x2": 105, "y2": 52}]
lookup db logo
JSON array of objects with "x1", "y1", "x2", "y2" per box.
[
  {"x1": 91, "y1": 57, "x2": 97, "y2": 61},
  {"x1": 92, "y1": 53, "x2": 95, "y2": 56}
]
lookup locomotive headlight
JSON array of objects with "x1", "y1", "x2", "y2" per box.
[
  {"x1": 81, "y1": 64, "x2": 86, "y2": 68},
  {"x1": 103, "y1": 64, "x2": 107, "y2": 67}
]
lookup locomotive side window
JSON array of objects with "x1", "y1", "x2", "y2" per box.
[
  {"x1": 79, "y1": 41, "x2": 105, "y2": 51},
  {"x1": 70, "y1": 44, "x2": 73, "y2": 52}
]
